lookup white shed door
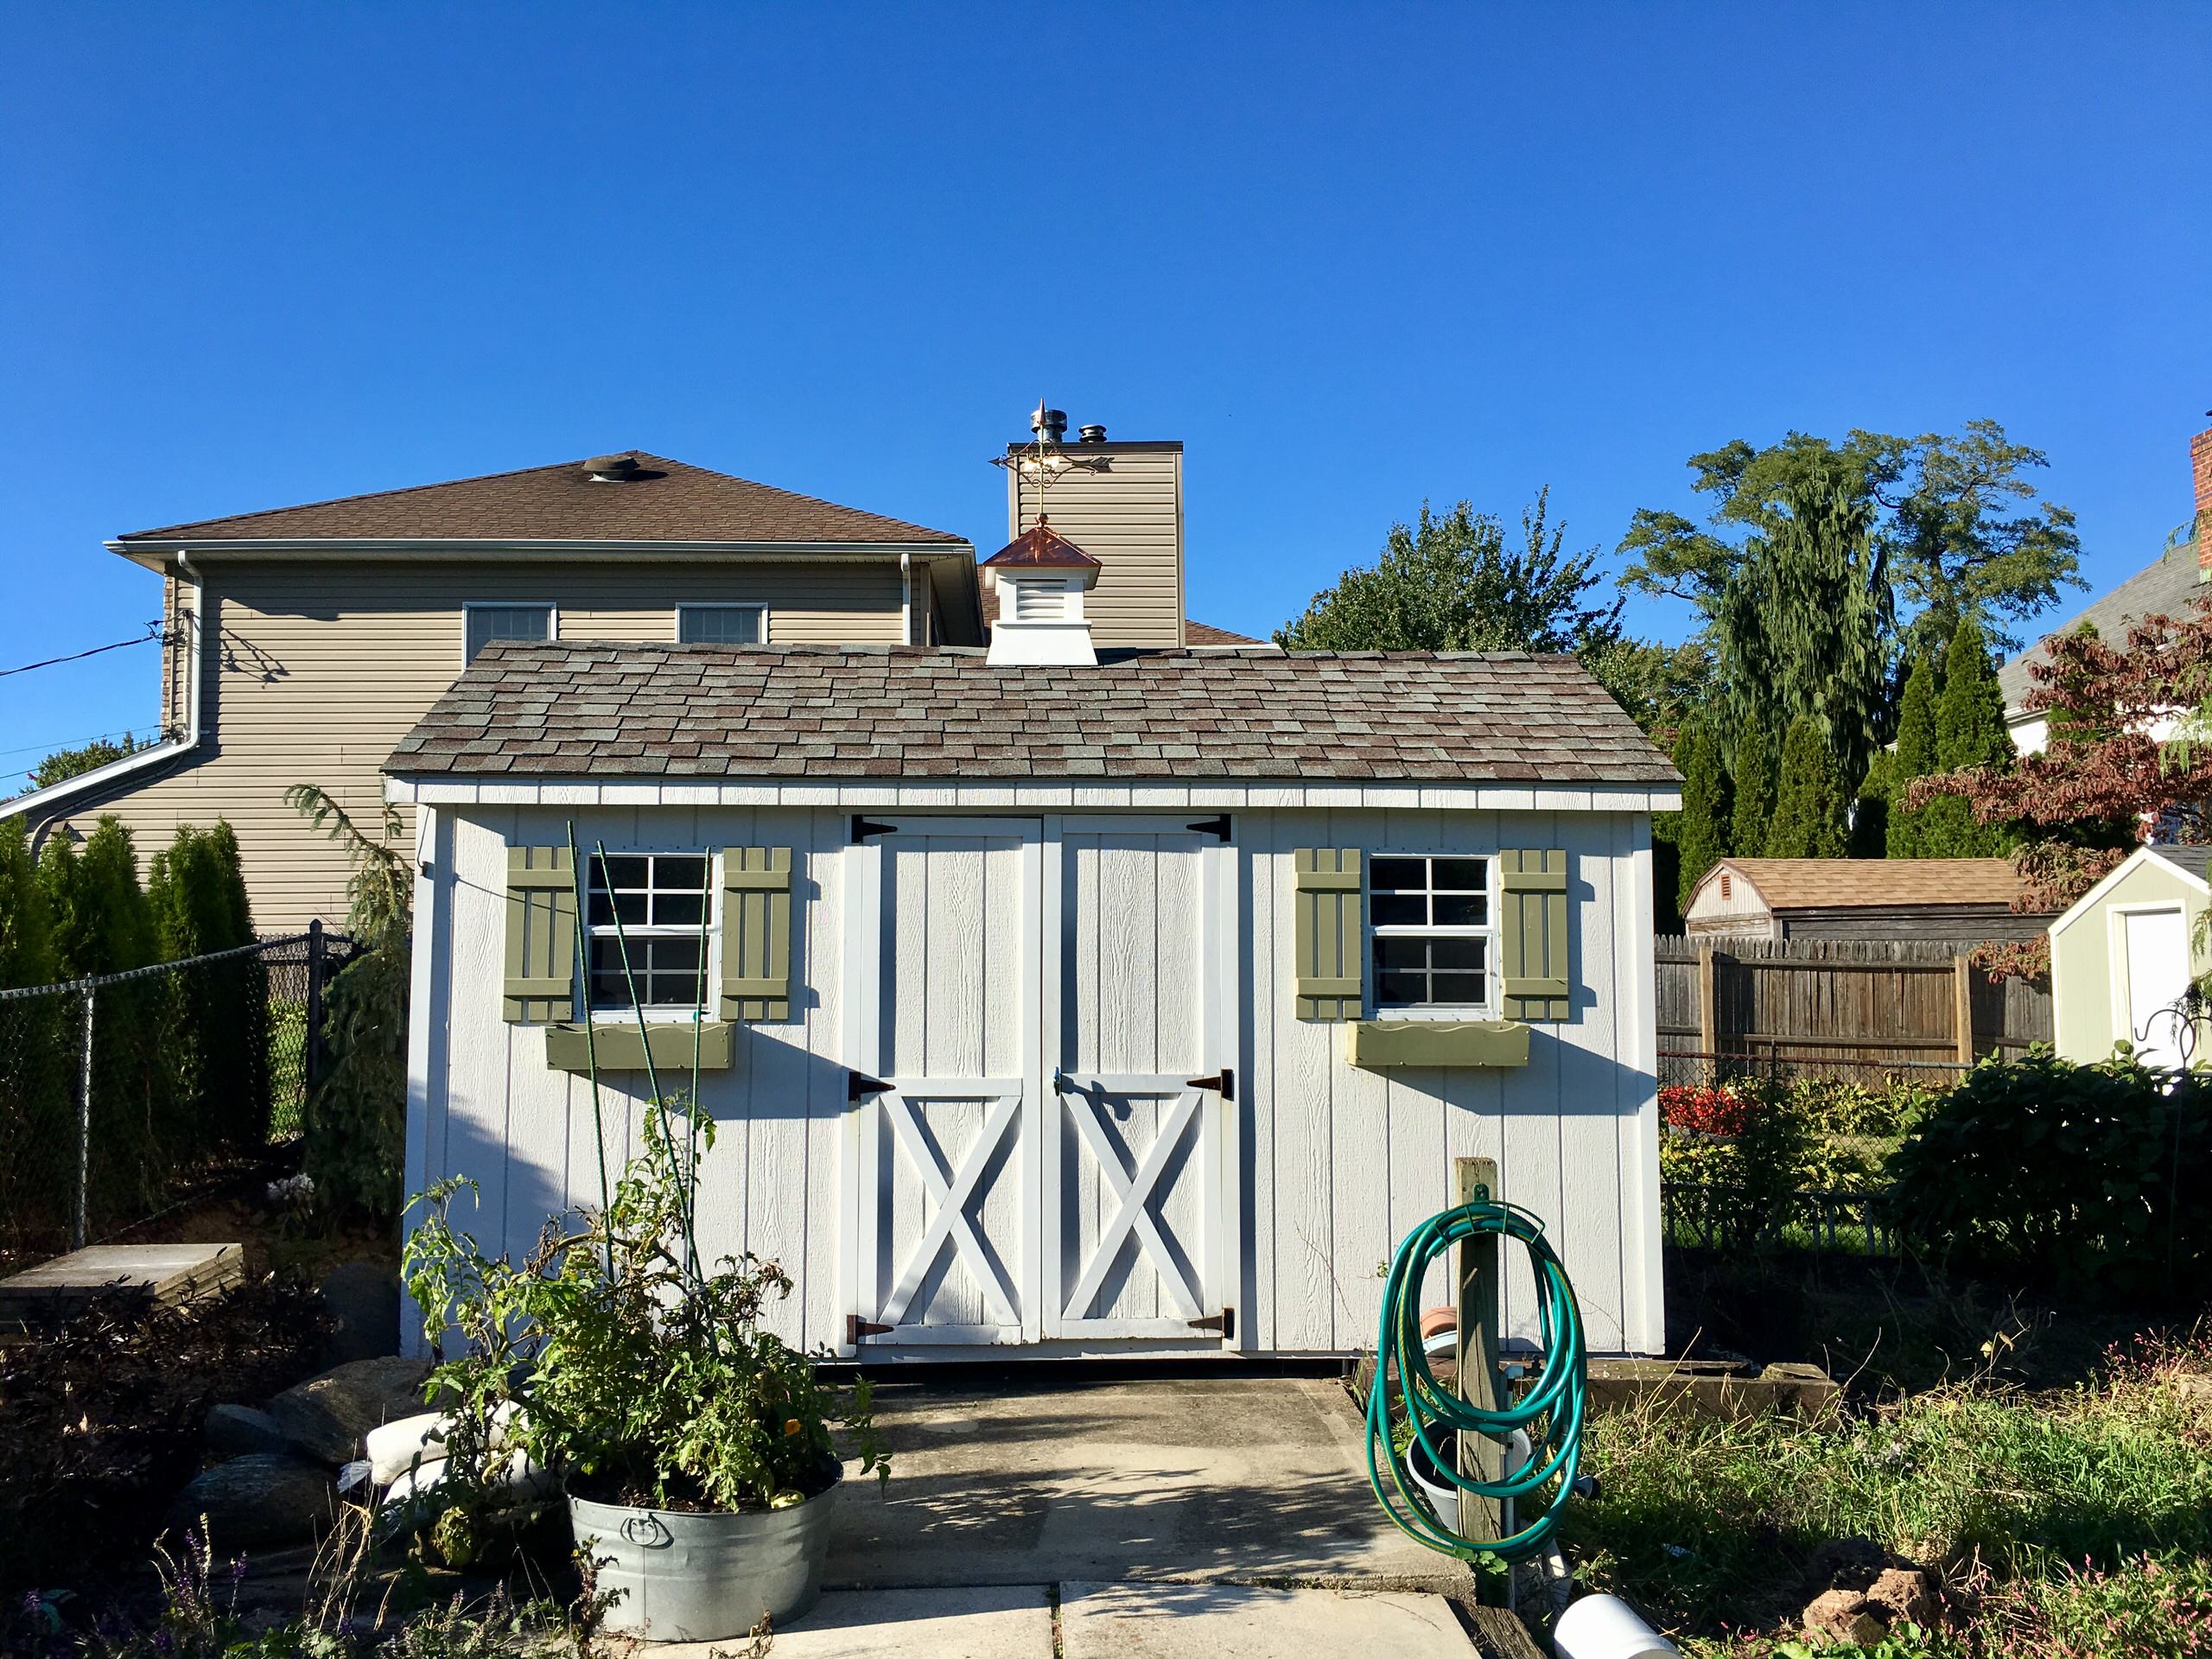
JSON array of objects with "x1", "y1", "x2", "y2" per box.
[
  {"x1": 1044, "y1": 820, "x2": 1236, "y2": 1340},
  {"x1": 849, "y1": 820, "x2": 1043, "y2": 1346},
  {"x1": 2122, "y1": 906, "x2": 2190, "y2": 1071}
]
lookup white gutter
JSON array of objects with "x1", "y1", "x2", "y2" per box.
[{"x1": 7, "y1": 557, "x2": 207, "y2": 845}]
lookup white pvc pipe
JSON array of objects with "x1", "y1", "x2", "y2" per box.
[{"x1": 1552, "y1": 1593, "x2": 1681, "y2": 1659}]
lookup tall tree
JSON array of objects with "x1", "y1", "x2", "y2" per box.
[
  {"x1": 1764, "y1": 715, "x2": 1848, "y2": 858},
  {"x1": 1920, "y1": 613, "x2": 2013, "y2": 857},
  {"x1": 1852, "y1": 750, "x2": 1893, "y2": 859},
  {"x1": 29, "y1": 734, "x2": 144, "y2": 792},
  {"x1": 1729, "y1": 723, "x2": 1778, "y2": 858},
  {"x1": 1885, "y1": 655, "x2": 1941, "y2": 857},
  {"x1": 1713, "y1": 468, "x2": 1894, "y2": 792},
  {"x1": 1618, "y1": 421, "x2": 2083, "y2": 659},
  {"x1": 1280, "y1": 492, "x2": 1622, "y2": 654},
  {"x1": 39, "y1": 816, "x2": 152, "y2": 978},
  {"x1": 1675, "y1": 725, "x2": 1731, "y2": 916}
]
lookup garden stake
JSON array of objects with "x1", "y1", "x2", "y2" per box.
[{"x1": 564, "y1": 822, "x2": 614, "y2": 1278}]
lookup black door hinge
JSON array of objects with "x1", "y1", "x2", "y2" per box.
[
  {"x1": 847, "y1": 1070, "x2": 892, "y2": 1102},
  {"x1": 850, "y1": 817, "x2": 897, "y2": 843},
  {"x1": 1185, "y1": 1067, "x2": 1234, "y2": 1102},
  {"x1": 1189, "y1": 1306, "x2": 1236, "y2": 1339},
  {"x1": 845, "y1": 1314, "x2": 893, "y2": 1344},
  {"x1": 1186, "y1": 815, "x2": 1231, "y2": 842}
]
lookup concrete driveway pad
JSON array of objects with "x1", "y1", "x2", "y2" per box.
[
  {"x1": 827, "y1": 1373, "x2": 1462, "y2": 1592},
  {"x1": 1058, "y1": 1581, "x2": 1475, "y2": 1657},
  {"x1": 641, "y1": 1587, "x2": 1051, "y2": 1659}
]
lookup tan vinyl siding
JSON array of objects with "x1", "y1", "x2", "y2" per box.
[
  {"x1": 52, "y1": 558, "x2": 904, "y2": 930},
  {"x1": 1008, "y1": 445, "x2": 1183, "y2": 648}
]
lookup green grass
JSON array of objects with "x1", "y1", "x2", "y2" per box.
[{"x1": 1563, "y1": 1328, "x2": 2212, "y2": 1656}]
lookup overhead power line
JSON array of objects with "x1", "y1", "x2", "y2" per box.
[{"x1": 0, "y1": 622, "x2": 166, "y2": 680}]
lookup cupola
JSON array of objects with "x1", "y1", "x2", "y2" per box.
[{"x1": 980, "y1": 515, "x2": 1103, "y2": 666}]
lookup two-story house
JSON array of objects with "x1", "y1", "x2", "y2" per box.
[{"x1": 14, "y1": 429, "x2": 1248, "y2": 927}]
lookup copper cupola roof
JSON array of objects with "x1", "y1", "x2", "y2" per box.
[{"x1": 979, "y1": 516, "x2": 1103, "y2": 570}]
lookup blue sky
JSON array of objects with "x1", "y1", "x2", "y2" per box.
[{"x1": 2, "y1": 3, "x2": 2207, "y2": 784}]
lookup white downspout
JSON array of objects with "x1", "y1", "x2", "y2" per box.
[{"x1": 899, "y1": 552, "x2": 914, "y2": 645}]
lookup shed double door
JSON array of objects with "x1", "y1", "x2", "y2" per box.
[{"x1": 843, "y1": 816, "x2": 1236, "y2": 1351}]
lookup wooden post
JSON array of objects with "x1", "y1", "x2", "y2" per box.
[
  {"x1": 1454, "y1": 1155, "x2": 1503, "y2": 1553},
  {"x1": 1696, "y1": 947, "x2": 1718, "y2": 1071},
  {"x1": 1953, "y1": 954, "x2": 1975, "y2": 1066}
]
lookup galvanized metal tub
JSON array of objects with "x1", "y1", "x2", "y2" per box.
[{"x1": 569, "y1": 1471, "x2": 841, "y2": 1640}]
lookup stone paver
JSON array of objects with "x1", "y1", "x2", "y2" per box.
[
  {"x1": 1058, "y1": 1580, "x2": 1473, "y2": 1657},
  {"x1": 640, "y1": 1586, "x2": 1050, "y2": 1659}
]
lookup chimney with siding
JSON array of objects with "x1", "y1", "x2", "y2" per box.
[
  {"x1": 2194, "y1": 414, "x2": 2212, "y2": 582},
  {"x1": 1003, "y1": 415, "x2": 1185, "y2": 648}
]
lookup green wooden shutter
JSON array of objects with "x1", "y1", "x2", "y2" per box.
[
  {"x1": 504, "y1": 846, "x2": 578, "y2": 1023},
  {"x1": 720, "y1": 847, "x2": 793, "y2": 1022},
  {"x1": 1498, "y1": 849, "x2": 1571, "y2": 1021},
  {"x1": 1294, "y1": 847, "x2": 1364, "y2": 1021}
]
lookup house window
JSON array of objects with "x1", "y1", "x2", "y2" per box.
[
  {"x1": 677, "y1": 604, "x2": 766, "y2": 645},
  {"x1": 1370, "y1": 855, "x2": 1494, "y2": 1011},
  {"x1": 466, "y1": 604, "x2": 554, "y2": 663},
  {"x1": 585, "y1": 853, "x2": 711, "y2": 1010}
]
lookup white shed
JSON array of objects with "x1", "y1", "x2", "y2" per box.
[
  {"x1": 386, "y1": 639, "x2": 1681, "y2": 1359},
  {"x1": 2050, "y1": 844, "x2": 2211, "y2": 1069}
]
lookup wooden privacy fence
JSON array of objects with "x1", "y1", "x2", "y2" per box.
[{"x1": 1656, "y1": 935, "x2": 2053, "y2": 1084}]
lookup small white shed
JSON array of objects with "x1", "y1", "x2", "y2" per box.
[
  {"x1": 386, "y1": 638, "x2": 1681, "y2": 1360},
  {"x1": 2050, "y1": 845, "x2": 2211, "y2": 1070}
]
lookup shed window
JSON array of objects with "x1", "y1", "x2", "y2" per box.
[
  {"x1": 586, "y1": 854, "x2": 712, "y2": 1009},
  {"x1": 677, "y1": 604, "x2": 766, "y2": 645},
  {"x1": 1370, "y1": 855, "x2": 1495, "y2": 1011},
  {"x1": 466, "y1": 604, "x2": 554, "y2": 663}
]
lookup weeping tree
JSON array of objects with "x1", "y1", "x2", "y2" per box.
[
  {"x1": 289, "y1": 785, "x2": 410, "y2": 1221},
  {"x1": 1714, "y1": 469, "x2": 1894, "y2": 804}
]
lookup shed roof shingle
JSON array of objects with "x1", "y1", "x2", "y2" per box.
[
  {"x1": 386, "y1": 643, "x2": 1679, "y2": 786},
  {"x1": 118, "y1": 452, "x2": 966, "y2": 547}
]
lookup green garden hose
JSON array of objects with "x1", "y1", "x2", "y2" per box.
[{"x1": 1364, "y1": 1191, "x2": 1588, "y2": 1560}]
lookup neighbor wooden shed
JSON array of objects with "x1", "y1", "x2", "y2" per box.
[{"x1": 1682, "y1": 858, "x2": 2048, "y2": 945}]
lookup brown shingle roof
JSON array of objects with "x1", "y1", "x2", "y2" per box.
[
  {"x1": 386, "y1": 643, "x2": 1679, "y2": 786},
  {"x1": 1707, "y1": 857, "x2": 2025, "y2": 912},
  {"x1": 117, "y1": 452, "x2": 966, "y2": 546}
]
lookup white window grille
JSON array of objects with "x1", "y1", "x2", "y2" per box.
[
  {"x1": 585, "y1": 853, "x2": 713, "y2": 1010},
  {"x1": 677, "y1": 605, "x2": 766, "y2": 645},
  {"x1": 1369, "y1": 855, "x2": 1495, "y2": 1011}
]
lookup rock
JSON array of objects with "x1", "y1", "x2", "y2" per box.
[
  {"x1": 168, "y1": 1454, "x2": 336, "y2": 1551},
  {"x1": 1801, "y1": 1538, "x2": 1938, "y2": 1643},
  {"x1": 204, "y1": 1403, "x2": 289, "y2": 1459},
  {"x1": 266, "y1": 1356, "x2": 433, "y2": 1465},
  {"x1": 318, "y1": 1261, "x2": 402, "y2": 1364}
]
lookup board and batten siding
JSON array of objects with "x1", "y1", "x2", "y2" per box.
[
  {"x1": 52, "y1": 559, "x2": 906, "y2": 931},
  {"x1": 404, "y1": 802, "x2": 1663, "y2": 1358},
  {"x1": 1007, "y1": 445, "x2": 1183, "y2": 649}
]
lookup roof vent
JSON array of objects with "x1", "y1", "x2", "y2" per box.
[
  {"x1": 1077, "y1": 423, "x2": 1107, "y2": 443},
  {"x1": 1029, "y1": 404, "x2": 1068, "y2": 443},
  {"x1": 582, "y1": 452, "x2": 642, "y2": 483}
]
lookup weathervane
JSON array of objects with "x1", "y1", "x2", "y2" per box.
[{"x1": 989, "y1": 400, "x2": 1112, "y2": 520}]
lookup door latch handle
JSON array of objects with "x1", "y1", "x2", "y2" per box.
[{"x1": 1184, "y1": 1068, "x2": 1234, "y2": 1102}]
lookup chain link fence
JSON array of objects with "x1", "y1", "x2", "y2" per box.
[{"x1": 0, "y1": 924, "x2": 357, "y2": 1268}]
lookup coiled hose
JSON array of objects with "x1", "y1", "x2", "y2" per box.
[{"x1": 1363, "y1": 1193, "x2": 1588, "y2": 1560}]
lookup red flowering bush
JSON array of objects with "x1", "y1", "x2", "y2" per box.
[{"x1": 1660, "y1": 1083, "x2": 1755, "y2": 1137}]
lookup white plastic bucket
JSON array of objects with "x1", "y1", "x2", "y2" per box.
[{"x1": 1553, "y1": 1592, "x2": 1681, "y2": 1659}]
